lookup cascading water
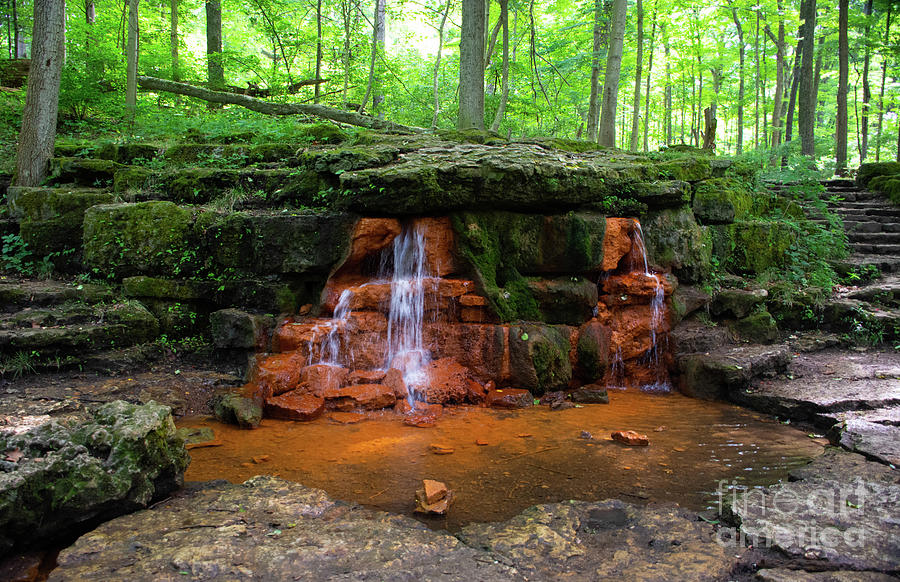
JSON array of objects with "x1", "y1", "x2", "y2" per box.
[
  {"x1": 308, "y1": 289, "x2": 353, "y2": 366},
  {"x1": 383, "y1": 223, "x2": 432, "y2": 407},
  {"x1": 630, "y1": 220, "x2": 670, "y2": 391}
]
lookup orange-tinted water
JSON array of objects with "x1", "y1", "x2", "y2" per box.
[{"x1": 179, "y1": 391, "x2": 824, "y2": 530}]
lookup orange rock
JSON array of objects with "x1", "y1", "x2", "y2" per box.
[
  {"x1": 299, "y1": 364, "x2": 348, "y2": 397},
  {"x1": 324, "y1": 384, "x2": 396, "y2": 411},
  {"x1": 327, "y1": 412, "x2": 367, "y2": 424},
  {"x1": 424, "y1": 323, "x2": 507, "y2": 382},
  {"x1": 348, "y1": 311, "x2": 388, "y2": 333},
  {"x1": 256, "y1": 353, "x2": 306, "y2": 397},
  {"x1": 459, "y1": 307, "x2": 489, "y2": 323},
  {"x1": 429, "y1": 443, "x2": 455, "y2": 455},
  {"x1": 265, "y1": 391, "x2": 325, "y2": 421},
  {"x1": 459, "y1": 294, "x2": 488, "y2": 307},
  {"x1": 384, "y1": 368, "x2": 408, "y2": 398},
  {"x1": 485, "y1": 388, "x2": 534, "y2": 409},
  {"x1": 423, "y1": 358, "x2": 471, "y2": 404},
  {"x1": 602, "y1": 273, "x2": 674, "y2": 304},
  {"x1": 346, "y1": 369, "x2": 387, "y2": 385},
  {"x1": 603, "y1": 218, "x2": 636, "y2": 271},
  {"x1": 271, "y1": 321, "x2": 318, "y2": 353},
  {"x1": 475, "y1": 439, "x2": 490, "y2": 446},
  {"x1": 465, "y1": 379, "x2": 487, "y2": 403},
  {"x1": 611, "y1": 430, "x2": 650, "y2": 446},
  {"x1": 423, "y1": 479, "x2": 449, "y2": 504},
  {"x1": 415, "y1": 483, "x2": 454, "y2": 515},
  {"x1": 334, "y1": 218, "x2": 402, "y2": 277},
  {"x1": 416, "y1": 216, "x2": 459, "y2": 277}
]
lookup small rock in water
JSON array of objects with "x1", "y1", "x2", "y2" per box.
[
  {"x1": 611, "y1": 430, "x2": 650, "y2": 446},
  {"x1": 580, "y1": 431, "x2": 593, "y2": 440},
  {"x1": 485, "y1": 388, "x2": 533, "y2": 409},
  {"x1": 654, "y1": 426, "x2": 667, "y2": 432},
  {"x1": 252, "y1": 455, "x2": 271, "y2": 464},
  {"x1": 415, "y1": 479, "x2": 453, "y2": 515},
  {"x1": 570, "y1": 385, "x2": 610, "y2": 404},
  {"x1": 429, "y1": 444, "x2": 454, "y2": 455},
  {"x1": 475, "y1": 439, "x2": 490, "y2": 446}
]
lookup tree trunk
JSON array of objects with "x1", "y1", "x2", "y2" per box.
[
  {"x1": 206, "y1": 0, "x2": 224, "y2": 91},
  {"x1": 784, "y1": 37, "x2": 802, "y2": 144},
  {"x1": 458, "y1": 0, "x2": 486, "y2": 130},
  {"x1": 702, "y1": 107, "x2": 716, "y2": 149},
  {"x1": 586, "y1": 0, "x2": 603, "y2": 142},
  {"x1": 798, "y1": 0, "x2": 816, "y2": 159},
  {"x1": 764, "y1": 2, "x2": 785, "y2": 149},
  {"x1": 12, "y1": 0, "x2": 22, "y2": 58},
  {"x1": 14, "y1": 0, "x2": 65, "y2": 187},
  {"x1": 754, "y1": 8, "x2": 760, "y2": 149},
  {"x1": 598, "y1": 0, "x2": 626, "y2": 147},
  {"x1": 642, "y1": 6, "x2": 655, "y2": 152},
  {"x1": 125, "y1": 0, "x2": 139, "y2": 124},
  {"x1": 359, "y1": 0, "x2": 384, "y2": 114},
  {"x1": 490, "y1": 0, "x2": 509, "y2": 132},
  {"x1": 663, "y1": 22, "x2": 671, "y2": 145},
  {"x1": 693, "y1": 8, "x2": 703, "y2": 148},
  {"x1": 761, "y1": 33, "x2": 767, "y2": 148},
  {"x1": 432, "y1": 0, "x2": 450, "y2": 128},
  {"x1": 138, "y1": 76, "x2": 422, "y2": 133},
  {"x1": 730, "y1": 4, "x2": 745, "y2": 154},
  {"x1": 170, "y1": 0, "x2": 178, "y2": 82},
  {"x1": 628, "y1": 0, "x2": 643, "y2": 151},
  {"x1": 374, "y1": 0, "x2": 385, "y2": 110},
  {"x1": 314, "y1": 0, "x2": 322, "y2": 103},
  {"x1": 860, "y1": 0, "x2": 873, "y2": 161},
  {"x1": 836, "y1": 0, "x2": 848, "y2": 173},
  {"x1": 484, "y1": 8, "x2": 502, "y2": 68},
  {"x1": 876, "y1": 2, "x2": 892, "y2": 162}
]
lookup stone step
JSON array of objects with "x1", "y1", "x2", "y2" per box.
[
  {"x1": 848, "y1": 231, "x2": 900, "y2": 244},
  {"x1": 841, "y1": 221, "x2": 900, "y2": 233},
  {"x1": 47, "y1": 157, "x2": 120, "y2": 187},
  {"x1": 0, "y1": 280, "x2": 117, "y2": 311},
  {"x1": 0, "y1": 302, "x2": 159, "y2": 356},
  {"x1": 5, "y1": 186, "x2": 112, "y2": 219},
  {"x1": 821, "y1": 178, "x2": 857, "y2": 188},
  {"x1": 835, "y1": 207, "x2": 900, "y2": 218},
  {"x1": 830, "y1": 200, "x2": 895, "y2": 209},
  {"x1": 850, "y1": 243, "x2": 900, "y2": 255},
  {"x1": 0, "y1": 303, "x2": 98, "y2": 330},
  {"x1": 835, "y1": 255, "x2": 900, "y2": 274}
]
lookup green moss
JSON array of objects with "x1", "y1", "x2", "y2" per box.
[
  {"x1": 113, "y1": 166, "x2": 153, "y2": 193},
  {"x1": 692, "y1": 178, "x2": 754, "y2": 225},
  {"x1": 869, "y1": 175, "x2": 900, "y2": 205},
  {"x1": 301, "y1": 123, "x2": 350, "y2": 144},
  {"x1": 653, "y1": 156, "x2": 712, "y2": 182},
  {"x1": 436, "y1": 128, "x2": 507, "y2": 145},
  {"x1": 856, "y1": 162, "x2": 900, "y2": 188},
  {"x1": 730, "y1": 309, "x2": 779, "y2": 343},
  {"x1": 508, "y1": 325, "x2": 572, "y2": 394}
]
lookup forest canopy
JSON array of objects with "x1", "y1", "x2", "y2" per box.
[{"x1": 1, "y1": 0, "x2": 898, "y2": 173}]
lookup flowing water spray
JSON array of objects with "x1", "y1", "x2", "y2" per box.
[
  {"x1": 384, "y1": 222, "x2": 432, "y2": 407},
  {"x1": 631, "y1": 220, "x2": 670, "y2": 391}
]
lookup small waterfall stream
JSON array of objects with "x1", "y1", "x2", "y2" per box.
[{"x1": 630, "y1": 220, "x2": 670, "y2": 391}]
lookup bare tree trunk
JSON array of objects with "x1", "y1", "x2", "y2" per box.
[
  {"x1": 859, "y1": 0, "x2": 873, "y2": 161},
  {"x1": 764, "y1": 1, "x2": 785, "y2": 149},
  {"x1": 761, "y1": 33, "x2": 767, "y2": 148},
  {"x1": 693, "y1": 7, "x2": 703, "y2": 148},
  {"x1": 458, "y1": 0, "x2": 486, "y2": 129},
  {"x1": 754, "y1": 8, "x2": 760, "y2": 149},
  {"x1": 138, "y1": 76, "x2": 422, "y2": 132},
  {"x1": 432, "y1": 0, "x2": 450, "y2": 128},
  {"x1": 359, "y1": 0, "x2": 384, "y2": 114},
  {"x1": 206, "y1": 0, "x2": 224, "y2": 91},
  {"x1": 170, "y1": 0, "x2": 178, "y2": 83},
  {"x1": 14, "y1": 0, "x2": 65, "y2": 187},
  {"x1": 628, "y1": 0, "x2": 643, "y2": 151},
  {"x1": 836, "y1": 0, "x2": 848, "y2": 173},
  {"x1": 642, "y1": 5, "x2": 655, "y2": 152},
  {"x1": 598, "y1": 0, "x2": 626, "y2": 147},
  {"x1": 125, "y1": 0, "x2": 139, "y2": 124},
  {"x1": 5, "y1": 0, "x2": 11, "y2": 59},
  {"x1": 730, "y1": 3, "x2": 745, "y2": 154},
  {"x1": 586, "y1": 0, "x2": 603, "y2": 142},
  {"x1": 490, "y1": 0, "x2": 509, "y2": 132},
  {"x1": 374, "y1": 0, "x2": 385, "y2": 110},
  {"x1": 484, "y1": 9, "x2": 502, "y2": 68},
  {"x1": 663, "y1": 23, "x2": 671, "y2": 145},
  {"x1": 13, "y1": 0, "x2": 22, "y2": 58},
  {"x1": 315, "y1": 0, "x2": 322, "y2": 103},
  {"x1": 784, "y1": 37, "x2": 801, "y2": 144},
  {"x1": 876, "y1": 2, "x2": 892, "y2": 161},
  {"x1": 798, "y1": 0, "x2": 816, "y2": 159}
]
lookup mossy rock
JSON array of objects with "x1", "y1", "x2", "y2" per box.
[
  {"x1": 95, "y1": 142, "x2": 161, "y2": 164},
  {"x1": 48, "y1": 157, "x2": 120, "y2": 187},
  {"x1": 526, "y1": 278, "x2": 598, "y2": 326},
  {"x1": 652, "y1": 157, "x2": 712, "y2": 182},
  {"x1": 123, "y1": 276, "x2": 216, "y2": 301},
  {"x1": 508, "y1": 325, "x2": 573, "y2": 394},
  {"x1": 856, "y1": 162, "x2": 900, "y2": 188},
  {"x1": 451, "y1": 211, "x2": 606, "y2": 322},
  {"x1": 729, "y1": 310, "x2": 780, "y2": 344},
  {"x1": 300, "y1": 123, "x2": 350, "y2": 144},
  {"x1": 113, "y1": 166, "x2": 153, "y2": 193},
  {"x1": 0, "y1": 401, "x2": 189, "y2": 555},
  {"x1": 576, "y1": 321, "x2": 611, "y2": 382},
  {"x1": 82, "y1": 201, "x2": 196, "y2": 279},
  {"x1": 139, "y1": 299, "x2": 207, "y2": 338},
  {"x1": 641, "y1": 208, "x2": 711, "y2": 284},
  {"x1": 436, "y1": 128, "x2": 507, "y2": 145},
  {"x1": 868, "y1": 175, "x2": 900, "y2": 205},
  {"x1": 707, "y1": 220, "x2": 798, "y2": 275},
  {"x1": 214, "y1": 393, "x2": 263, "y2": 428},
  {"x1": 210, "y1": 308, "x2": 275, "y2": 349},
  {"x1": 692, "y1": 178, "x2": 754, "y2": 225},
  {"x1": 297, "y1": 145, "x2": 400, "y2": 174}
]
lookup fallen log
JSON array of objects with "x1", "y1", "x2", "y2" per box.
[{"x1": 137, "y1": 75, "x2": 422, "y2": 134}]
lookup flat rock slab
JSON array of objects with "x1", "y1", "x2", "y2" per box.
[
  {"x1": 50, "y1": 476, "x2": 746, "y2": 582},
  {"x1": 756, "y1": 569, "x2": 898, "y2": 582},
  {"x1": 730, "y1": 450, "x2": 900, "y2": 573},
  {"x1": 832, "y1": 419, "x2": 900, "y2": 466}
]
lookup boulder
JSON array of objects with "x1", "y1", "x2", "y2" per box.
[
  {"x1": 611, "y1": 430, "x2": 650, "y2": 446},
  {"x1": 485, "y1": 388, "x2": 534, "y2": 409},
  {"x1": 213, "y1": 394, "x2": 263, "y2": 429},
  {"x1": 265, "y1": 392, "x2": 325, "y2": 421},
  {"x1": 423, "y1": 358, "x2": 471, "y2": 404},
  {"x1": 676, "y1": 345, "x2": 791, "y2": 400},
  {"x1": 0, "y1": 401, "x2": 189, "y2": 556},
  {"x1": 299, "y1": 364, "x2": 349, "y2": 397},
  {"x1": 570, "y1": 385, "x2": 610, "y2": 404},
  {"x1": 509, "y1": 325, "x2": 572, "y2": 394},
  {"x1": 255, "y1": 353, "x2": 306, "y2": 397},
  {"x1": 324, "y1": 384, "x2": 396, "y2": 411},
  {"x1": 729, "y1": 310, "x2": 779, "y2": 344},
  {"x1": 210, "y1": 308, "x2": 275, "y2": 350},
  {"x1": 575, "y1": 322, "x2": 611, "y2": 383},
  {"x1": 691, "y1": 177, "x2": 753, "y2": 225},
  {"x1": 526, "y1": 278, "x2": 598, "y2": 326},
  {"x1": 710, "y1": 288, "x2": 768, "y2": 318},
  {"x1": 642, "y1": 208, "x2": 711, "y2": 284}
]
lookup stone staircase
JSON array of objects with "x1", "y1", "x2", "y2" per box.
[{"x1": 822, "y1": 178, "x2": 900, "y2": 274}]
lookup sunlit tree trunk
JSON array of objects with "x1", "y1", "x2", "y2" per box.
[
  {"x1": 314, "y1": 0, "x2": 322, "y2": 103},
  {"x1": 876, "y1": 3, "x2": 892, "y2": 161},
  {"x1": 598, "y1": 0, "x2": 626, "y2": 146},
  {"x1": 14, "y1": 0, "x2": 65, "y2": 187},
  {"x1": 628, "y1": 0, "x2": 643, "y2": 151},
  {"x1": 693, "y1": 7, "x2": 703, "y2": 148},
  {"x1": 784, "y1": 37, "x2": 802, "y2": 146},
  {"x1": 798, "y1": 0, "x2": 816, "y2": 159},
  {"x1": 490, "y1": 0, "x2": 509, "y2": 132},
  {"x1": 662, "y1": 23, "x2": 671, "y2": 146},
  {"x1": 642, "y1": 6, "x2": 655, "y2": 152},
  {"x1": 432, "y1": 0, "x2": 450, "y2": 128},
  {"x1": 859, "y1": 0, "x2": 873, "y2": 162},
  {"x1": 765, "y1": 1, "x2": 785, "y2": 149},
  {"x1": 730, "y1": 4, "x2": 745, "y2": 154},
  {"x1": 754, "y1": 8, "x2": 760, "y2": 149},
  {"x1": 359, "y1": 0, "x2": 385, "y2": 113},
  {"x1": 586, "y1": 0, "x2": 604, "y2": 142},
  {"x1": 206, "y1": 0, "x2": 224, "y2": 91},
  {"x1": 458, "y1": 0, "x2": 485, "y2": 129},
  {"x1": 126, "y1": 0, "x2": 139, "y2": 124},
  {"x1": 836, "y1": 0, "x2": 848, "y2": 174}
]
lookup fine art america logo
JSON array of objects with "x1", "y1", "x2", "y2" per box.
[{"x1": 713, "y1": 478, "x2": 879, "y2": 551}]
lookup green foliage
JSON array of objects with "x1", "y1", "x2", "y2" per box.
[
  {"x1": 0, "y1": 350, "x2": 39, "y2": 379},
  {"x1": 1, "y1": 234, "x2": 34, "y2": 275}
]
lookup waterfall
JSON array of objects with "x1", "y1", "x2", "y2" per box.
[
  {"x1": 384, "y1": 222, "x2": 432, "y2": 407},
  {"x1": 631, "y1": 220, "x2": 670, "y2": 392}
]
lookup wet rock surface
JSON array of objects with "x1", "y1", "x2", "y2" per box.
[{"x1": 727, "y1": 449, "x2": 900, "y2": 573}]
